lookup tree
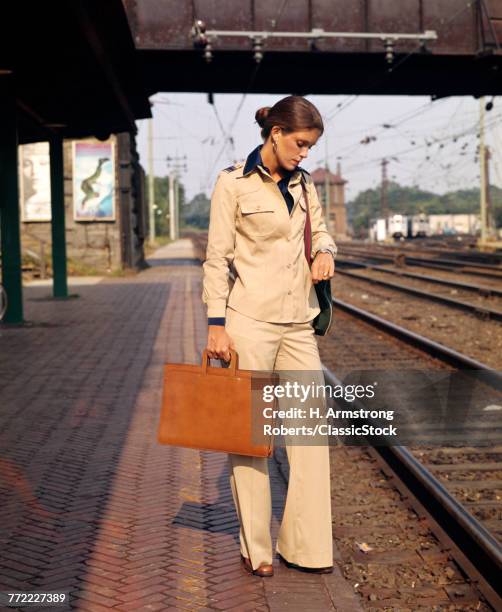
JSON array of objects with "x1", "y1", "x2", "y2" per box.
[
  {"x1": 182, "y1": 192, "x2": 210, "y2": 229},
  {"x1": 347, "y1": 181, "x2": 502, "y2": 235},
  {"x1": 145, "y1": 175, "x2": 186, "y2": 237}
]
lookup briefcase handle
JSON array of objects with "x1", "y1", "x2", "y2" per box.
[{"x1": 201, "y1": 349, "x2": 238, "y2": 376}]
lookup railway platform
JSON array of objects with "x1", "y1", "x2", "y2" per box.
[{"x1": 0, "y1": 239, "x2": 361, "y2": 611}]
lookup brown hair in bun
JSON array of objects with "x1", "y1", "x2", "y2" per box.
[
  {"x1": 255, "y1": 96, "x2": 323, "y2": 140},
  {"x1": 255, "y1": 106, "x2": 271, "y2": 128}
]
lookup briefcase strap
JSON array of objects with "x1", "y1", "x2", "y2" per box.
[{"x1": 301, "y1": 178, "x2": 313, "y2": 267}]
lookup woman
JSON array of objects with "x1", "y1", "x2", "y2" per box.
[{"x1": 202, "y1": 96, "x2": 337, "y2": 577}]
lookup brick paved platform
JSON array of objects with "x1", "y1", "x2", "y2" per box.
[{"x1": 0, "y1": 241, "x2": 361, "y2": 611}]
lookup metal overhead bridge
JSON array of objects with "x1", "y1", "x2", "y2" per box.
[{"x1": 124, "y1": 0, "x2": 502, "y2": 96}]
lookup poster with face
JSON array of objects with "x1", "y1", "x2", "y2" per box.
[
  {"x1": 73, "y1": 140, "x2": 115, "y2": 221},
  {"x1": 19, "y1": 142, "x2": 52, "y2": 222}
]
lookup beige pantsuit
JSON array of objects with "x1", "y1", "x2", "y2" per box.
[
  {"x1": 225, "y1": 306, "x2": 333, "y2": 571},
  {"x1": 202, "y1": 148, "x2": 337, "y2": 572}
]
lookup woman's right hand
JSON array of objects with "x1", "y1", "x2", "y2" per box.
[{"x1": 206, "y1": 326, "x2": 235, "y2": 362}]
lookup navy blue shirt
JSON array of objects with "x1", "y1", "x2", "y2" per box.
[{"x1": 208, "y1": 145, "x2": 296, "y2": 327}]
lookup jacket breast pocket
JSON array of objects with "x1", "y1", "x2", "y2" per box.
[{"x1": 238, "y1": 194, "x2": 276, "y2": 237}]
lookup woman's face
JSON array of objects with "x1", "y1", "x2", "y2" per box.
[{"x1": 273, "y1": 127, "x2": 322, "y2": 171}]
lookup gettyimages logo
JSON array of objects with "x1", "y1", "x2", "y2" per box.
[{"x1": 261, "y1": 381, "x2": 377, "y2": 404}]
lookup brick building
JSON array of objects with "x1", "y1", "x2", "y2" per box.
[{"x1": 311, "y1": 164, "x2": 348, "y2": 239}]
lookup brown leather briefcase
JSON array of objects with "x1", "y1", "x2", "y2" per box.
[{"x1": 157, "y1": 349, "x2": 277, "y2": 457}]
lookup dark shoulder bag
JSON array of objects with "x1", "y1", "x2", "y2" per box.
[{"x1": 301, "y1": 177, "x2": 334, "y2": 336}]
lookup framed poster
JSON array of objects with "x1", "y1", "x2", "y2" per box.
[
  {"x1": 73, "y1": 140, "x2": 116, "y2": 221},
  {"x1": 19, "y1": 142, "x2": 52, "y2": 222}
]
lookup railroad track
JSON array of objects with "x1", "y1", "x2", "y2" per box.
[
  {"x1": 336, "y1": 257, "x2": 502, "y2": 298},
  {"x1": 332, "y1": 276, "x2": 502, "y2": 370},
  {"x1": 189, "y1": 231, "x2": 501, "y2": 609},
  {"x1": 318, "y1": 301, "x2": 502, "y2": 610},
  {"x1": 340, "y1": 245, "x2": 502, "y2": 281},
  {"x1": 334, "y1": 263, "x2": 502, "y2": 321},
  {"x1": 346, "y1": 239, "x2": 502, "y2": 267}
]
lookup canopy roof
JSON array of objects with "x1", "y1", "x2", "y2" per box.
[{"x1": 1, "y1": 0, "x2": 151, "y2": 145}]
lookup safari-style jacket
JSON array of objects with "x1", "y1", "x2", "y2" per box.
[{"x1": 202, "y1": 147, "x2": 337, "y2": 323}]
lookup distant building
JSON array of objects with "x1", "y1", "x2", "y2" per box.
[
  {"x1": 311, "y1": 163, "x2": 348, "y2": 239},
  {"x1": 428, "y1": 213, "x2": 480, "y2": 235}
]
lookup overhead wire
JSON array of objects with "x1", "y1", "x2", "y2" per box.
[
  {"x1": 319, "y1": 96, "x2": 452, "y2": 165},
  {"x1": 343, "y1": 108, "x2": 502, "y2": 174},
  {"x1": 320, "y1": 0, "x2": 477, "y2": 175},
  {"x1": 410, "y1": 98, "x2": 467, "y2": 183},
  {"x1": 371, "y1": 105, "x2": 502, "y2": 168},
  {"x1": 344, "y1": 106, "x2": 502, "y2": 199},
  {"x1": 325, "y1": 95, "x2": 359, "y2": 122},
  {"x1": 204, "y1": 0, "x2": 292, "y2": 190}
]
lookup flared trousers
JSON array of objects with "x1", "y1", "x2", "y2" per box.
[{"x1": 224, "y1": 306, "x2": 333, "y2": 571}]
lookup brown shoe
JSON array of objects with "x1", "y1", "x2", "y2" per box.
[
  {"x1": 240, "y1": 554, "x2": 274, "y2": 577},
  {"x1": 277, "y1": 552, "x2": 333, "y2": 574}
]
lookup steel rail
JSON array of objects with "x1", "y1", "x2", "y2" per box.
[
  {"x1": 346, "y1": 239, "x2": 502, "y2": 265},
  {"x1": 331, "y1": 297, "x2": 502, "y2": 389},
  {"x1": 336, "y1": 255, "x2": 502, "y2": 294},
  {"x1": 322, "y1": 364, "x2": 502, "y2": 610},
  {"x1": 340, "y1": 248, "x2": 502, "y2": 280},
  {"x1": 335, "y1": 258, "x2": 502, "y2": 297},
  {"x1": 335, "y1": 268, "x2": 502, "y2": 321}
]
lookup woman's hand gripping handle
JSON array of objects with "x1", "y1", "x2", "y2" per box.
[{"x1": 206, "y1": 325, "x2": 236, "y2": 363}]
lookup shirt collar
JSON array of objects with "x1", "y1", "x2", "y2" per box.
[
  {"x1": 242, "y1": 144, "x2": 301, "y2": 181},
  {"x1": 242, "y1": 145, "x2": 303, "y2": 184},
  {"x1": 242, "y1": 145, "x2": 264, "y2": 176}
]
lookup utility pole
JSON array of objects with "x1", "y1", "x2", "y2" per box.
[
  {"x1": 381, "y1": 158, "x2": 389, "y2": 221},
  {"x1": 147, "y1": 118, "x2": 156, "y2": 245},
  {"x1": 175, "y1": 178, "x2": 181, "y2": 238},
  {"x1": 168, "y1": 173, "x2": 176, "y2": 240},
  {"x1": 166, "y1": 155, "x2": 187, "y2": 241},
  {"x1": 485, "y1": 145, "x2": 495, "y2": 237},
  {"x1": 479, "y1": 97, "x2": 487, "y2": 244}
]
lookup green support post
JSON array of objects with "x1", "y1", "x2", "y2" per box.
[
  {"x1": 0, "y1": 84, "x2": 24, "y2": 324},
  {"x1": 49, "y1": 135, "x2": 68, "y2": 298}
]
